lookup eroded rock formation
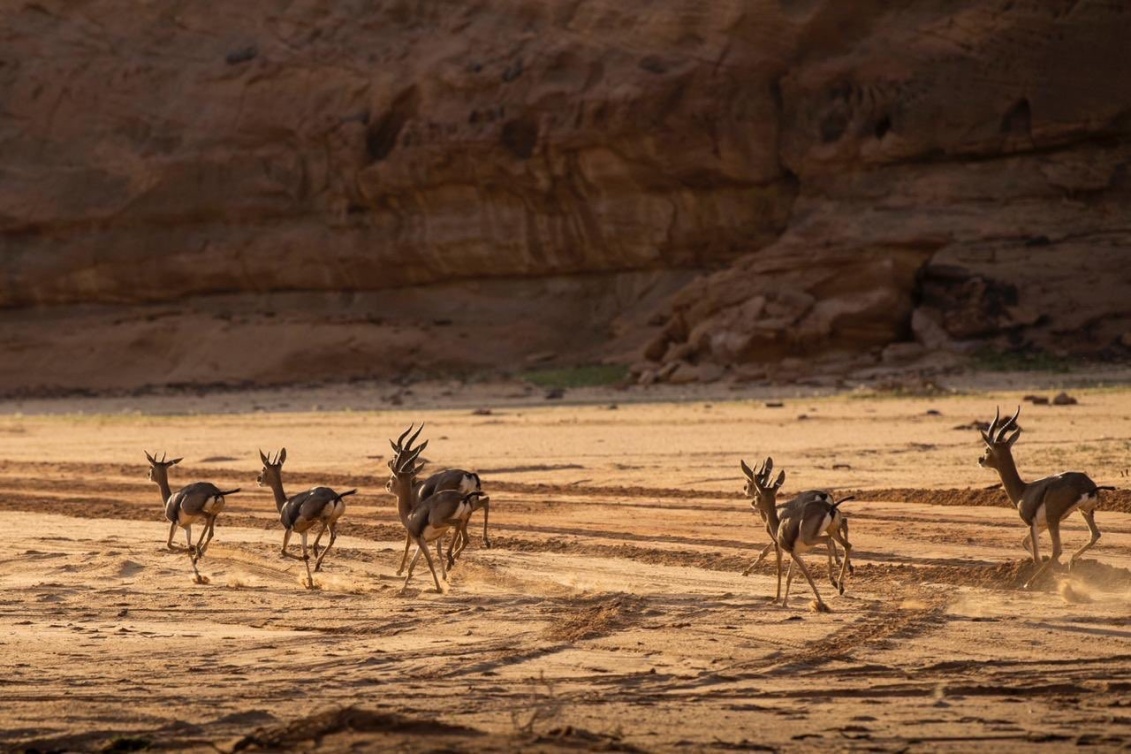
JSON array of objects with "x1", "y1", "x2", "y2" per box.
[{"x1": 1, "y1": 1, "x2": 1129, "y2": 390}]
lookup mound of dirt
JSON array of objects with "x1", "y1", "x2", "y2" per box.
[
  {"x1": 230, "y1": 706, "x2": 645, "y2": 753},
  {"x1": 543, "y1": 594, "x2": 644, "y2": 643}
]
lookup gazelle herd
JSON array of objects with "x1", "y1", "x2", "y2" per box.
[{"x1": 144, "y1": 407, "x2": 1115, "y2": 605}]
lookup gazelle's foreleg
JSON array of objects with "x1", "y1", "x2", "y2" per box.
[
  {"x1": 299, "y1": 531, "x2": 315, "y2": 589},
  {"x1": 397, "y1": 534, "x2": 413, "y2": 576},
  {"x1": 742, "y1": 542, "x2": 776, "y2": 576},
  {"x1": 774, "y1": 545, "x2": 784, "y2": 604},
  {"x1": 404, "y1": 535, "x2": 445, "y2": 593},
  {"x1": 787, "y1": 553, "x2": 827, "y2": 611},
  {"x1": 1023, "y1": 519, "x2": 1062, "y2": 589},
  {"x1": 435, "y1": 538, "x2": 448, "y2": 580},
  {"x1": 782, "y1": 559, "x2": 795, "y2": 607}
]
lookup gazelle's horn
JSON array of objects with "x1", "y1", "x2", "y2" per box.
[{"x1": 995, "y1": 406, "x2": 1021, "y2": 443}]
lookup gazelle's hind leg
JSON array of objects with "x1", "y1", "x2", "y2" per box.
[
  {"x1": 314, "y1": 522, "x2": 337, "y2": 572},
  {"x1": 445, "y1": 525, "x2": 467, "y2": 571},
  {"x1": 280, "y1": 529, "x2": 294, "y2": 558},
  {"x1": 830, "y1": 527, "x2": 853, "y2": 596},
  {"x1": 187, "y1": 548, "x2": 205, "y2": 584},
  {"x1": 455, "y1": 520, "x2": 472, "y2": 558},
  {"x1": 1069, "y1": 508, "x2": 1101, "y2": 569},
  {"x1": 181, "y1": 525, "x2": 207, "y2": 584},
  {"x1": 311, "y1": 522, "x2": 328, "y2": 558},
  {"x1": 480, "y1": 499, "x2": 491, "y2": 548},
  {"x1": 166, "y1": 521, "x2": 178, "y2": 550},
  {"x1": 840, "y1": 518, "x2": 854, "y2": 575},
  {"x1": 824, "y1": 539, "x2": 838, "y2": 589},
  {"x1": 197, "y1": 515, "x2": 219, "y2": 557}
]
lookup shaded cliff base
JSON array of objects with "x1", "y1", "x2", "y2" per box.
[
  {"x1": 0, "y1": 271, "x2": 690, "y2": 397},
  {"x1": 3, "y1": 287, "x2": 1129, "y2": 407}
]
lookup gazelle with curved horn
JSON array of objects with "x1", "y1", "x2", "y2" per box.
[
  {"x1": 386, "y1": 424, "x2": 488, "y2": 593},
  {"x1": 144, "y1": 450, "x2": 240, "y2": 583},
  {"x1": 740, "y1": 456, "x2": 851, "y2": 579},
  {"x1": 978, "y1": 406, "x2": 1114, "y2": 589},
  {"x1": 385, "y1": 424, "x2": 491, "y2": 574},
  {"x1": 740, "y1": 457, "x2": 854, "y2": 611},
  {"x1": 256, "y1": 448, "x2": 356, "y2": 589}
]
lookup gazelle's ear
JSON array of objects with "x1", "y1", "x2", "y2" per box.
[
  {"x1": 1005, "y1": 428, "x2": 1021, "y2": 447},
  {"x1": 980, "y1": 429, "x2": 992, "y2": 446},
  {"x1": 774, "y1": 470, "x2": 786, "y2": 490},
  {"x1": 170, "y1": 457, "x2": 183, "y2": 466},
  {"x1": 279, "y1": 447, "x2": 287, "y2": 465},
  {"x1": 259, "y1": 449, "x2": 268, "y2": 464},
  {"x1": 739, "y1": 459, "x2": 755, "y2": 480},
  {"x1": 144, "y1": 450, "x2": 156, "y2": 464}
]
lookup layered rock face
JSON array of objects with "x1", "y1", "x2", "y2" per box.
[
  {"x1": 1, "y1": 1, "x2": 1130, "y2": 389},
  {"x1": 0, "y1": 1, "x2": 793, "y2": 307}
]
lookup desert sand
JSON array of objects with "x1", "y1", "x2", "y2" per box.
[{"x1": 2, "y1": 380, "x2": 1131, "y2": 752}]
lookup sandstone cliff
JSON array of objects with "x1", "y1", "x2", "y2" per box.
[{"x1": 1, "y1": 1, "x2": 1129, "y2": 391}]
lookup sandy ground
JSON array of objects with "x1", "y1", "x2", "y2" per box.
[{"x1": 2, "y1": 380, "x2": 1131, "y2": 752}]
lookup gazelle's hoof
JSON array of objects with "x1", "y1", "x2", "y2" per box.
[
  {"x1": 837, "y1": 584, "x2": 846, "y2": 596},
  {"x1": 810, "y1": 600, "x2": 830, "y2": 613},
  {"x1": 193, "y1": 575, "x2": 210, "y2": 585},
  {"x1": 483, "y1": 541, "x2": 493, "y2": 550}
]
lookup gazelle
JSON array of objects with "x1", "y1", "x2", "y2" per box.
[
  {"x1": 386, "y1": 424, "x2": 489, "y2": 593},
  {"x1": 740, "y1": 457, "x2": 853, "y2": 611},
  {"x1": 978, "y1": 407, "x2": 1114, "y2": 589},
  {"x1": 393, "y1": 466, "x2": 490, "y2": 575},
  {"x1": 740, "y1": 457, "x2": 851, "y2": 577},
  {"x1": 257, "y1": 448, "x2": 356, "y2": 589},
  {"x1": 417, "y1": 468, "x2": 491, "y2": 564},
  {"x1": 145, "y1": 450, "x2": 240, "y2": 583}
]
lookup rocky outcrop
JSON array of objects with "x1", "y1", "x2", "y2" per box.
[
  {"x1": 631, "y1": 2, "x2": 1131, "y2": 383},
  {"x1": 1, "y1": 1, "x2": 1130, "y2": 389}
]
